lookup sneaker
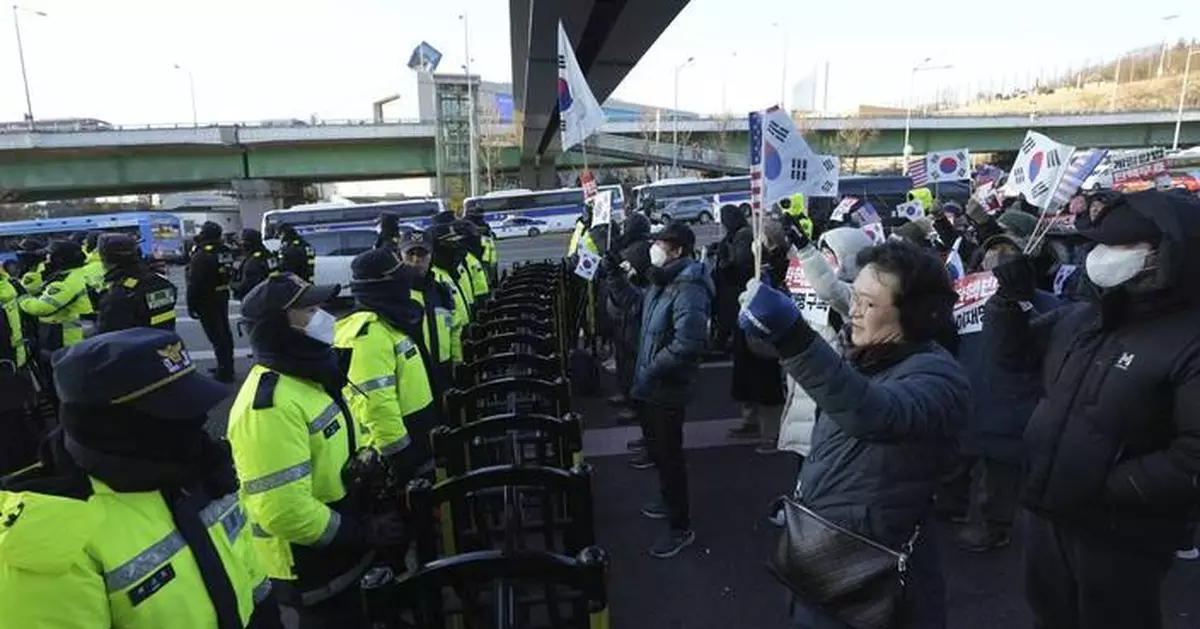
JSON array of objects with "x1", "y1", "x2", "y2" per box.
[
  {"x1": 755, "y1": 441, "x2": 779, "y2": 455},
  {"x1": 640, "y1": 500, "x2": 668, "y2": 520},
  {"x1": 954, "y1": 524, "x2": 1012, "y2": 553},
  {"x1": 728, "y1": 423, "x2": 760, "y2": 439},
  {"x1": 626, "y1": 438, "x2": 645, "y2": 452},
  {"x1": 649, "y1": 529, "x2": 696, "y2": 559},
  {"x1": 606, "y1": 394, "x2": 629, "y2": 407},
  {"x1": 768, "y1": 507, "x2": 786, "y2": 528},
  {"x1": 602, "y1": 357, "x2": 618, "y2": 374},
  {"x1": 1176, "y1": 547, "x2": 1199, "y2": 560},
  {"x1": 628, "y1": 454, "x2": 655, "y2": 470}
]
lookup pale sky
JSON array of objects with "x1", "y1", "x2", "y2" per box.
[{"x1": 0, "y1": 0, "x2": 1195, "y2": 127}]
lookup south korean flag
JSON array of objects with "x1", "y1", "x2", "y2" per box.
[{"x1": 759, "y1": 107, "x2": 839, "y2": 203}]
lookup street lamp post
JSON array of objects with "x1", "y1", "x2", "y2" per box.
[
  {"x1": 672, "y1": 56, "x2": 695, "y2": 173},
  {"x1": 173, "y1": 63, "x2": 198, "y2": 127},
  {"x1": 459, "y1": 13, "x2": 478, "y2": 198},
  {"x1": 903, "y1": 58, "x2": 953, "y2": 173},
  {"x1": 1172, "y1": 46, "x2": 1198, "y2": 151},
  {"x1": 12, "y1": 5, "x2": 47, "y2": 130}
]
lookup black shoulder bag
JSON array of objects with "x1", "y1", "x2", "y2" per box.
[{"x1": 767, "y1": 495, "x2": 919, "y2": 629}]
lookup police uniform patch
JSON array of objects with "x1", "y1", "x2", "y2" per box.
[
  {"x1": 405, "y1": 346, "x2": 419, "y2": 360},
  {"x1": 128, "y1": 564, "x2": 175, "y2": 606},
  {"x1": 322, "y1": 420, "x2": 341, "y2": 439},
  {"x1": 145, "y1": 288, "x2": 175, "y2": 310},
  {"x1": 157, "y1": 342, "x2": 191, "y2": 373}
]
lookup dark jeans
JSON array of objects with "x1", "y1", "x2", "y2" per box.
[
  {"x1": 197, "y1": 300, "x2": 234, "y2": 378},
  {"x1": 638, "y1": 400, "x2": 690, "y2": 531},
  {"x1": 972, "y1": 458, "x2": 1020, "y2": 529},
  {"x1": 1024, "y1": 511, "x2": 1173, "y2": 629},
  {"x1": 790, "y1": 524, "x2": 946, "y2": 629},
  {"x1": 933, "y1": 455, "x2": 974, "y2": 518}
]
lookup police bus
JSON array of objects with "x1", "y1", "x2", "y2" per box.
[
  {"x1": 261, "y1": 199, "x2": 445, "y2": 289},
  {"x1": 0, "y1": 212, "x2": 185, "y2": 266},
  {"x1": 260, "y1": 199, "x2": 446, "y2": 239},
  {"x1": 462, "y1": 186, "x2": 626, "y2": 234},
  {"x1": 632, "y1": 176, "x2": 751, "y2": 217}
]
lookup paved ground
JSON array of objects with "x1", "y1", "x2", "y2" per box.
[{"x1": 169, "y1": 226, "x2": 1200, "y2": 628}]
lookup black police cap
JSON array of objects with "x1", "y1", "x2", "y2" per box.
[
  {"x1": 431, "y1": 211, "x2": 457, "y2": 227},
  {"x1": 351, "y1": 248, "x2": 403, "y2": 281},
  {"x1": 241, "y1": 272, "x2": 341, "y2": 321},
  {"x1": 397, "y1": 228, "x2": 431, "y2": 255},
  {"x1": 52, "y1": 328, "x2": 230, "y2": 419},
  {"x1": 97, "y1": 233, "x2": 139, "y2": 259}
]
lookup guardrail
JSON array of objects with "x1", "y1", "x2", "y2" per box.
[{"x1": 584, "y1": 133, "x2": 747, "y2": 174}]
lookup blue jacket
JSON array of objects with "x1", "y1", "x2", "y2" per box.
[
  {"x1": 783, "y1": 337, "x2": 969, "y2": 548},
  {"x1": 620, "y1": 258, "x2": 714, "y2": 409},
  {"x1": 958, "y1": 289, "x2": 1060, "y2": 462}
]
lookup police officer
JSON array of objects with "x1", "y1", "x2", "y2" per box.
[
  {"x1": 430, "y1": 213, "x2": 476, "y2": 304},
  {"x1": 463, "y1": 209, "x2": 499, "y2": 285},
  {"x1": 277, "y1": 224, "x2": 316, "y2": 282},
  {"x1": 0, "y1": 328, "x2": 281, "y2": 628},
  {"x1": 374, "y1": 213, "x2": 402, "y2": 250},
  {"x1": 95, "y1": 234, "x2": 178, "y2": 334},
  {"x1": 567, "y1": 202, "x2": 594, "y2": 256},
  {"x1": 453, "y1": 219, "x2": 491, "y2": 307},
  {"x1": 227, "y1": 273, "x2": 404, "y2": 627},
  {"x1": 233, "y1": 229, "x2": 276, "y2": 300},
  {"x1": 187, "y1": 221, "x2": 235, "y2": 383},
  {"x1": 335, "y1": 249, "x2": 437, "y2": 477},
  {"x1": 428, "y1": 221, "x2": 475, "y2": 328},
  {"x1": 0, "y1": 264, "x2": 36, "y2": 476},
  {"x1": 18, "y1": 240, "x2": 95, "y2": 361},
  {"x1": 80, "y1": 230, "x2": 107, "y2": 298},
  {"x1": 398, "y1": 228, "x2": 461, "y2": 395},
  {"x1": 14, "y1": 238, "x2": 45, "y2": 280}
]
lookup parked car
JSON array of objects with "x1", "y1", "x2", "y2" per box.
[
  {"x1": 492, "y1": 216, "x2": 550, "y2": 239},
  {"x1": 651, "y1": 196, "x2": 715, "y2": 224}
]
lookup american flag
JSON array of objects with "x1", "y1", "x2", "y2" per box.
[
  {"x1": 748, "y1": 111, "x2": 764, "y2": 215},
  {"x1": 1050, "y1": 148, "x2": 1108, "y2": 209},
  {"x1": 908, "y1": 158, "x2": 929, "y2": 186}
]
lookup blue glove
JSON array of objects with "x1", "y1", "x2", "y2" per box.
[{"x1": 737, "y1": 274, "x2": 801, "y2": 342}]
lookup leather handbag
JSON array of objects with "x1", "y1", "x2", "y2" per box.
[{"x1": 767, "y1": 495, "x2": 918, "y2": 629}]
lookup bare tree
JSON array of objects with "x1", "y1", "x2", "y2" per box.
[
  {"x1": 832, "y1": 116, "x2": 880, "y2": 174},
  {"x1": 477, "y1": 101, "x2": 520, "y2": 193},
  {"x1": 791, "y1": 111, "x2": 820, "y2": 151},
  {"x1": 636, "y1": 111, "x2": 658, "y2": 179}
]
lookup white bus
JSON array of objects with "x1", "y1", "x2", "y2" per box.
[
  {"x1": 463, "y1": 185, "x2": 626, "y2": 233},
  {"x1": 261, "y1": 199, "x2": 445, "y2": 288},
  {"x1": 631, "y1": 176, "x2": 751, "y2": 222},
  {"x1": 260, "y1": 199, "x2": 446, "y2": 238}
]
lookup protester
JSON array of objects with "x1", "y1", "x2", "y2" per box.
[
  {"x1": 986, "y1": 189, "x2": 1200, "y2": 629},
  {"x1": 739, "y1": 240, "x2": 968, "y2": 628},
  {"x1": 727, "y1": 215, "x2": 789, "y2": 452},
  {"x1": 711, "y1": 205, "x2": 753, "y2": 351},
  {"x1": 771, "y1": 223, "x2": 874, "y2": 503},
  {"x1": 950, "y1": 219, "x2": 1061, "y2": 552},
  {"x1": 604, "y1": 211, "x2": 652, "y2": 426},
  {"x1": 611, "y1": 221, "x2": 713, "y2": 559}
]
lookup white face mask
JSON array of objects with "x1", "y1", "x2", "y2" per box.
[
  {"x1": 649, "y1": 243, "x2": 669, "y2": 267},
  {"x1": 1085, "y1": 244, "x2": 1151, "y2": 288},
  {"x1": 302, "y1": 308, "x2": 337, "y2": 345}
]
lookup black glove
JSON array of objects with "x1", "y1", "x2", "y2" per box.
[
  {"x1": 781, "y1": 213, "x2": 810, "y2": 250},
  {"x1": 364, "y1": 512, "x2": 407, "y2": 548},
  {"x1": 992, "y1": 255, "x2": 1037, "y2": 302}
]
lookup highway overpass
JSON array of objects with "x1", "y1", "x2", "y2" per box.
[
  {"x1": 1, "y1": 110, "x2": 1197, "y2": 202},
  {"x1": 509, "y1": 0, "x2": 692, "y2": 186}
]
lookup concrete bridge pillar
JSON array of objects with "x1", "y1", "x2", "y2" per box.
[
  {"x1": 518, "y1": 158, "x2": 558, "y2": 190},
  {"x1": 232, "y1": 179, "x2": 289, "y2": 234}
]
